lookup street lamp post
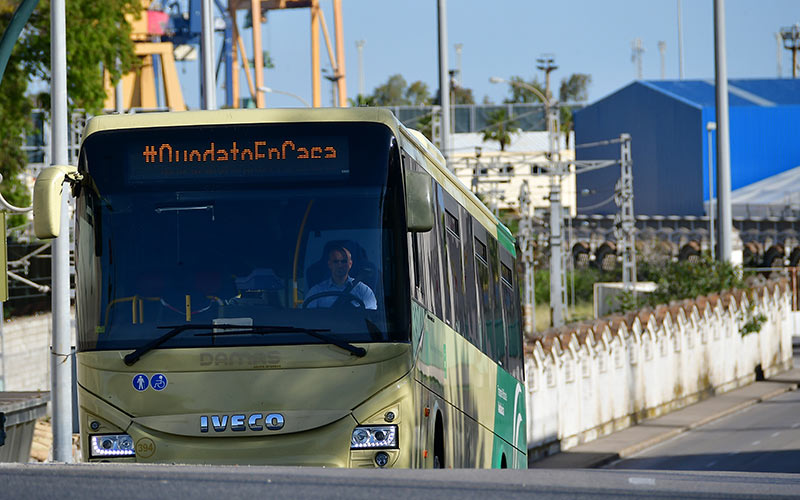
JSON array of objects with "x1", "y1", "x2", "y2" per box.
[
  {"x1": 707, "y1": 121, "x2": 717, "y2": 260},
  {"x1": 490, "y1": 76, "x2": 566, "y2": 328},
  {"x1": 257, "y1": 86, "x2": 311, "y2": 108}
]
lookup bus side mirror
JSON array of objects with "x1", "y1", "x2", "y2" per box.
[
  {"x1": 405, "y1": 170, "x2": 434, "y2": 233},
  {"x1": 33, "y1": 165, "x2": 78, "y2": 239}
]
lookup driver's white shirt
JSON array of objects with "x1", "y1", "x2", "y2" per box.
[{"x1": 306, "y1": 277, "x2": 377, "y2": 310}]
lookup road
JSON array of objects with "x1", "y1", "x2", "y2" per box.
[
  {"x1": 2, "y1": 463, "x2": 800, "y2": 499},
  {"x1": 608, "y1": 352, "x2": 800, "y2": 474}
]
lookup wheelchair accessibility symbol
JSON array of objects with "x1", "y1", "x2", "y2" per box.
[{"x1": 151, "y1": 373, "x2": 168, "y2": 391}]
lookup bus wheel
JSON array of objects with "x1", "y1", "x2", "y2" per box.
[{"x1": 433, "y1": 413, "x2": 444, "y2": 469}]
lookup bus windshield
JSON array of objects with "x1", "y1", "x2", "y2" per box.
[{"x1": 75, "y1": 121, "x2": 410, "y2": 352}]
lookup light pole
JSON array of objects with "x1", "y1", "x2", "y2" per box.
[
  {"x1": 257, "y1": 86, "x2": 311, "y2": 107},
  {"x1": 490, "y1": 76, "x2": 566, "y2": 328},
  {"x1": 707, "y1": 121, "x2": 716, "y2": 260}
]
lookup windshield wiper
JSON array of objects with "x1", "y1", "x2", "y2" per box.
[{"x1": 123, "y1": 323, "x2": 366, "y2": 366}]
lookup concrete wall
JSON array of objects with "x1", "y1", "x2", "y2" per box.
[
  {"x1": 1, "y1": 314, "x2": 52, "y2": 392},
  {"x1": 525, "y1": 281, "x2": 795, "y2": 459}
]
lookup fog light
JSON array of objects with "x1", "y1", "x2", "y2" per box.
[
  {"x1": 375, "y1": 451, "x2": 389, "y2": 467},
  {"x1": 90, "y1": 434, "x2": 136, "y2": 458},
  {"x1": 350, "y1": 425, "x2": 397, "y2": 449}
]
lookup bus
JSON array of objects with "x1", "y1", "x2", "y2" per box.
[{"x1": 33, "y1": 108, "x2": 526, "y2": 468}]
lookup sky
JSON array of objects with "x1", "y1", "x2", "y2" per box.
[{"x1": 177, "y1": 0, "x2": 800, "y2": 109}]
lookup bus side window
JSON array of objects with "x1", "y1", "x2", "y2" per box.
[
  {"x1": 501, "y1": 248, "x2": 523, "y2": 381},
  {"x1": 442, "y1": 191, "x2": 463, "y2": 331},
  {"x1": 462, "y1": 213, "x2": 481, "y2": 350},
  {"x1": 435, "y1": 185, "x2": 452, "y2": 325},
  {"x1": 487, "y1": 237, "x2": 506, "y2": 367},
  {"x1": 473, "y1": 226, "x2": 492, "y2": 360}
]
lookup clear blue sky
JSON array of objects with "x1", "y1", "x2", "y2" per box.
[{"x1": 179, "y1": 0, "x2": 800, "y2": 109}]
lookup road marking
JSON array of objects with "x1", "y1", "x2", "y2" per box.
[
  {"x1": 751, "y1": 440, "x2": 761, "y2": 446},
  {"x1": 771, "y1": 432, "x2": 781, "y2": 438},
  {"x1": 628, "y1": 477, "x2": 656, "y2": 486},
  {"x1": 792, "y1": 423, "x2": 800, "y2": 429}
]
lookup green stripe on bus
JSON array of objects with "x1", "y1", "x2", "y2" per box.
[{"x1": 496, "y1": 224, "x2": 515, "y2": 257}]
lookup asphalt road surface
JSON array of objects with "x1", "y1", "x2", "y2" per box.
[
  {"x1": 2, "y1": 463, "x2": 800, "y2": 499},
  {"x1": 608, "y1": 354, "x2": 800, "y2": 474}
]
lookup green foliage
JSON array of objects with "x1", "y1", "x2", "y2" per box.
[
  {"x1": 18, "y1": 0, "x2": 141, "y2": 114},
  {"x1": 0, "y1": 41, "x2": 32, "y2": 228},
  {"x1": 502, "y1": 76, "x2": 545, "y2": 103},
  {"x1": 452, "y1": 85, "x2": 474, "y2": 104},
  {"x1": 739, "y1": 302, "x2": 767, "y2": 336},
  {"x1": 0, "y1": 0, "x2": 140, "y2": 232},
  {"x1": 405, "y1": 80, "x2": 431, "y2": 105},
  {"x1": 368, "y1": 74, "x2": 407, "y2": 106},
  {"x1": 481, "y1": 108, "x2": 518, "y2": 151},
  {"x1": 644, "y1": 254, "x2": 744, "y2": 307},
  {"x1": 559, "y1": 73, "x2": 592, "y2": 102},
  {"x1": 533, "y1": 267, "x2": 618, "y2": 305}
]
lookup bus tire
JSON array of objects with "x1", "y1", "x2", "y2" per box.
[{"x1": 433, "y1": 413, "x2": 444, "y2": 469}]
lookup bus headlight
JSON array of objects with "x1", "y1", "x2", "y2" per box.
[
  {"x1": 350, "y1": 425, "x2": 397, "y2": 449},
  {"x1": 90, "y1": 434, "x2": 136, "y2": 458}
]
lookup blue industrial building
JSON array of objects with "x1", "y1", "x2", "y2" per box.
[{"x1": 574, "y1": 79, "x2": 800, "y2": 216}]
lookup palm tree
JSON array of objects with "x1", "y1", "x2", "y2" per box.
[{"x1": 482, "y1": 109, "x2": 519, "y2": 151}]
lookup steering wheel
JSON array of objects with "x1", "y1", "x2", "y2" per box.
[{"x1": 302, "y1": 291, "x2": 366, "y2": 309}]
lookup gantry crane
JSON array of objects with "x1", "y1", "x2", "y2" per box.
[{"x1": 103, "y1": 0, "x2": 347, "y2": 111}]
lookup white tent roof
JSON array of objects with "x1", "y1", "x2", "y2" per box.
[{"x1": 730, "y1": 164, "x2": 800, "y2": 218}]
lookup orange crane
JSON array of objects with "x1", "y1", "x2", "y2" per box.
[
  {"x1": 229, "y1": 0, "x2": 347, "y2": 108},
  {"x1": 104, "y1": 0, "x2": 346, "y2": 111}
]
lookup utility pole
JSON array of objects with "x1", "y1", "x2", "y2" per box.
[
  {"x1": 518, "y1": 181, "x2": 536, "y2": 337},
  {"x1": 616, "y1": 134, "x2": 636, "y2": 290},
  {"x1": 631, "y1": 38, "x2": 645, "y2": 80},
  {"x1": 355, "y1": 40, "x2": 365, "y2": 97},
  {"x1": 536, "y1": 55, "x2": 558, "y2": 101},
  {"x1": 545, "y1": 104, "x2": 566, "y2": 328},
  {"x1": 677, "y1": 0, "x2": 685, "y2": 79},
  {"x1": 658, "y1": 41, "x2": 667, "y2": 79},
  {"x1": 437, "y1": 0, "x2": 451, "y2": 164},
  {"x1": 776, "y1": 32, "x2": 783, "y2": 78},
  {"x1": 714, "y1": 0, "x2": 733, "y2": 262},
  {"x1": 51, "y1": 0, "x2": 73, "y2": 463},
  {"x1": 780, "y1": 24, "x2": 800, "y2": 78}
]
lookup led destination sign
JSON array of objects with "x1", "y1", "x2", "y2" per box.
[{"x1": 127, "y1": 132, "x2": 349, "y2": 183}]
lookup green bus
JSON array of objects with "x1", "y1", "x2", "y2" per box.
[{"x1": 33, "y1": 108, "x2": 526, "y2": 468}]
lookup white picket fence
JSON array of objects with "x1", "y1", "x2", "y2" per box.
[{"x1": 524, "y1": 280, "x2": 795, "y2": 459}]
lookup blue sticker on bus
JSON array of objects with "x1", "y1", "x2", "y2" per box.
[
  {"x1": 150, "y1": 373, "x2": 168, "y2": 391},
  {"x1": 133, "y1": 374, "x2": 149, "y2": 392}
]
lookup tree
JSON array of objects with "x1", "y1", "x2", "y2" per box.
[
  {"x1": 405, "y1": 80, "x2": 431, "y2": 105},
  {"x1": 558, "y1": 73, "x2": 592, "y2": 133},
  {"x1": 18, "y1": 0, "x2": 141, "y2": 113},
  {"x1": 369, "y1": 74, "x2": 408, "y2": 106},
  {"x1": 1, "y1": 0, "x2": 140, "y2": 230},
  {"x1": 452, "y1": 85, "x2": 474, "y2": 104},
  {"x1": 503, "y1": 76, "x2": 546, "y2": 104},
  {"x1": 559, "y1": 73, "x2": 592, "y2": 103},
  {"x1": 482, "y1": 108, "x2": 519, "y2": 151}
]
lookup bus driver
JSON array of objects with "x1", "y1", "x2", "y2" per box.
[{"x1": 305, "y1": 246, "x2": 377, "y2": 310}]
